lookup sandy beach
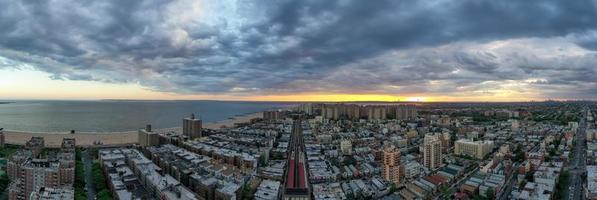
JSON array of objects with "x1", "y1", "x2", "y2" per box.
[
  {"x1": 2, "y1": 112, "x2": 263, "y2": 147},
  {"x1": 203, "y1": 112, "x2": 263, "y2": 129}
]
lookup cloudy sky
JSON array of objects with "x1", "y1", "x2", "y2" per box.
[{"x1": 1, "y1": 0, "x2": 597, "y2": 101}]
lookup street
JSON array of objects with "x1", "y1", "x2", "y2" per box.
[
  {"x1": 82, "y1": 150, "x2": 96, "y2": 200},
  {"x1": 567, "y1": 108, "x2": 588, "y2": 200},
  {"x1": 498, "y1": 164, "x2": 518, "y2": 200}
]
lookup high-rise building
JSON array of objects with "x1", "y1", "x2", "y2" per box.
[
  {"x1": 183, "y1": 114, "x2": 202, "y2": 139},
  {"x1": 340, "y1": 140, "x2": 352, "y2": 155},
  {"x1": 511, "y1": 119, "x2": 520, "y2": 131},
  {"x1": 396, "y1": 104, "x2": 417, "y2": 120},
  {"x1": 368, "y1": 106, "x2": 387, "y2": 121},
  {"x1": 138, "y1": 124, "x2": 159, "y2": 147},
  {"x1": 7, "y1": 138, "x2": 75, "y2": 200},
  {"x1": 381, "y1": 146, "x2": 401, "y2": 184},
  {"x1": 454, "y1": 139, "x2": 494, "y2": 159},
  {"x1": 345, "y1": 104, "x2": 362, "y2": 120},
  {"x1": 297, "y1": 104, "x2": 313, "y2": 115},
  {"x1": 264, "y1": 110, "x2": 287, "y2": 121},
  {"x1": 321, "y1": 104, "x2": 341, "y2": 120},
  {"x1": 0, "y1": 128, "x2": 4, "y2": 148},
  {"x1": 423, "y1": 135, "x2": 442, "y2": 170},
  {"x1": 319, "y1": 104, "x2": 418, "y2": 121},
  {"x1": 436, "y1": 132, "x2": 451, "y2": 153}
]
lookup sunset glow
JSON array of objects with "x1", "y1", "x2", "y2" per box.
[{"x1": 0, "y1": 1, "x2": 595, "y2": 102}]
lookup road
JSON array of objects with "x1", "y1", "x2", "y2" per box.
[
  {"x1": 567, "y1": 108, "x2": 588, "y2": 200},
  {"x1": 498, "y1": 164, "x2": 518, "y2": 200},
  {"x1": 82, "y1": 149, "x2": 96, "y2": 200}
]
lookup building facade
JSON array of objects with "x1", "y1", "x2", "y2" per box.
[
  {"x1": 138, "y1": 124, "x2": 159, "y2": 147},
  {"x1": 340, "y1": 140, "x2": 352, "y2": 156},
  {"x1": 381, "y1": 147, "x2": 401, "y2": 184},
  {"x1": 8, "y1": 138, "x2": 75, "y2": 200},
  {"x1": 183, "y1": 114, "x2": 202, "y2": 139},
  {"x1": 396, "y1": 104, "x2": 417, "y2": 120},
  {"x1": 423, "y1": 135, "x2": 442, "y2": 170},
  {"x1": 454, "y1": 139, "x2": 494, "y2": 159}
]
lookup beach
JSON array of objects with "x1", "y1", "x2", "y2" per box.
[
  {"x1": 203, "y1": 112, "x2": 263, "y2": 129},
  {"x1": 2, "y1": 112, "x2": 263, "y2": 147}
]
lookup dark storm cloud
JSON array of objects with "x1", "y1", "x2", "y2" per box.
[{"x1": 0, "y1": 0, "x2": 597, "y2": 98}]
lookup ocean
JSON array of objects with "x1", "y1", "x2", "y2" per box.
[{"x1": 0, "y1": 100, "x2": 291, "y2": 132}]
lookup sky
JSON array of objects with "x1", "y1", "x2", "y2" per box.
[{"x1": 1, "y1": 0, "x2": 597, "y2": 102}]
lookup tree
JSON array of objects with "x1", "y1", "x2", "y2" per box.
[
  {"x1": 514, "y1": 146, "x2": 525, "y2": 163},
  {"x1": 241, "y1": 183, "x2": 257, "y2": 200},
  {"x1": 74, "y1": 187, "x2": 86, "y2": 200},
  {"x1": 450, "y1": 132, "x2": 458, "y2": 142},
  {"x1": 258, "y1": 154, "x2": 268, "y2": 167},
  {"x1": 96, "y1": 189, "x2": 112, "y2": 200},
  {"x1": 549, "y1": 148, "x2": 557, "y2": 157},
  {"x1": 519, "y1": 180, "x2": 527, "y2": 188},
  {"x1": 389, "y1": 183, "x2": 397, "y2": 194},
  {"x1": 342, "y1": 156, "x2": 356, "y2": 166},
  {"x1": 554, "y1": 170, "x2": 571, "y2": 200},
  {"x1": 329, "y1": 157, "x2": 339, "y2": 166},
  {"x1": 92, "y1": 163, "x2": 107, "y2": 192},
  {"x1": 0, "y1": 173, "x2": 10, "y2": 194},
  {"x1": 74, "y1": 149, "x2": 86, "y2": 200},
  {"x1": 525, "y1": 171, "x2": 534, "y2": 182},
  {"x1": 485, "y1": 187, "x2": 495, "y2": 200},
  {"x1": 439, "y1": 185, "x2": 453, "y2": 198}
]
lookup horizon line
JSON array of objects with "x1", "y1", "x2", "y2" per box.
[{"x1": 1, "y1": 98, "x2": 595, "y2": 104}]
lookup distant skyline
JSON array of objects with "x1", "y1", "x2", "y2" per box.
[{"x1": 1, "y1": 1, "x2": 597, "y2": 102}]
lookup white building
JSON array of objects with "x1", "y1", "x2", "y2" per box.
[
  {"x1": 340, "y1": 140, "x2": 352, "y2": 155},
  {"x1": 403, "y1": 161, "x2": 423, "y2": 179},
  {"x1": 454, "y1": 139, "x2": 494, "y2": 159}
]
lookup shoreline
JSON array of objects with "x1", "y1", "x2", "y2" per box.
[{"x1": 2, "y1": 112, "x2": 263, "y2": 147}]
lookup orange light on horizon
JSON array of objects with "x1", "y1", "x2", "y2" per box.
[
  {"x1": 0, "y1": 68, "x2": 542, "y2": 102},
  {"x1": 405, "y1": 97, "x2": 427, "y2": 102},
  {"x1": 248, "y1": 94, "x2": 442, "y2": 102}
]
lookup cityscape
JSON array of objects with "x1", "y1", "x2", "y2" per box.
[
  {"x1": 1, "y1": 102, "x2": 597, "y2": 200},
  {"x1": 1, "y1": 0, "x2": 597, "y2": 200}
]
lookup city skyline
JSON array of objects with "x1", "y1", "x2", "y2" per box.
[{"x1": 1, "y1": 1, "x2": 597, "y2": 101}]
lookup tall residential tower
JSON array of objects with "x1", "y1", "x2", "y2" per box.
[
  {"x1": 423, "y1": 134, "x2": 442, "y2": 170},
  {"x1": 183, "y1": 113, "x2": 202, "y2": 139}
]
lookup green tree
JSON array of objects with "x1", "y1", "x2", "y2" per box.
[
  {"x1": 519, "y1": 180, "x2": 527, "y2": 188},
  {"x1": 342, "y1": 156, "x2": 356, "y2": 166},
  {"x1": 0, "y1": 173, "x2": 10, "y2": 195},
  {"x1": 525, "y1": 171, "x2": 534, "y2": 182},
  {"x1": 549, "y1": 148, "x2": 557, "y2": 157},
  {"x1": 241, "y1": 183, "x2": 257, "y2": 200},
  {"x1": 485, "y1": 187, "x2": 495, "y2": 200},
  {"x1": 96, "y1": 189, "x2": 112, "y2": 200},
  {"x1": 554, "y1": 170, "x2": 570, "y2": 200},
  {"x1": 439, "y1": 185, "x2": 453, "y2": 198},
  {"x1": 74, "y1": 149, "x2": 86, "y2": 200},
  {"x1": 389, "y1": 183, "x2": 397, "y2": 193},
  {"x1": 258, "y1": 154, "x2": 268, "y2": 167},
  {"x1": 514, "y1": 150, "x2": 525, "y2": 162},
  {"x1": 92, "y1": 162, "x2": 107, "y2": 192}
]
